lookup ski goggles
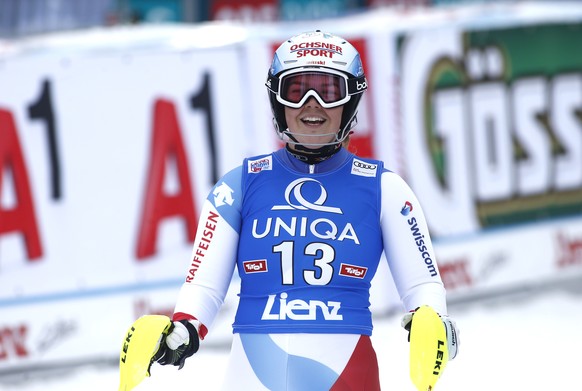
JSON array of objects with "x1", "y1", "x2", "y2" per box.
[{"x1": 267, "y1": 68, "x2": 366, "y2": 109}]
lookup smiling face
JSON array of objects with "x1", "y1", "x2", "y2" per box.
[{"x1": 284, "y1": 97, "x2": 344, "y2": 150}]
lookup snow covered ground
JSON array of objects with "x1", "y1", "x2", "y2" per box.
[{"x1": 2, "y1": 284, "x2": 580, "y2": 391}]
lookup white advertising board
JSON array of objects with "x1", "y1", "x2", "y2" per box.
[{"x1": 1, "y1": 4, "x2": 582, "y2": 371}]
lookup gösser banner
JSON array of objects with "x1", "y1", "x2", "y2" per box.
[{"x1": 1, "y1": 4, "x2": 582, "y2": 371}]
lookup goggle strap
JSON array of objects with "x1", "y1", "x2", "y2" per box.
[
  {"x1": 266, "y1": 75, "x2": 279, "y2": 92},
  {"x1": 347, "y1": 75, "x2": 367, "y2": 95}
]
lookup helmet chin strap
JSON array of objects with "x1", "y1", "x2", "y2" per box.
[
  {"x1": 282, "y1": 128, "x2": 345, "y2": 164},
  {"x1": 285, "y1": 143, "x2": 342, "y2": 164},
  {"x1": 276, "y1": 111, "x2": 357, "y2": 164}
]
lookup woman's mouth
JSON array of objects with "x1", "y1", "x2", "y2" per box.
[{"x1": 301, "y1": 116, "x2": 326, "y2": 126}]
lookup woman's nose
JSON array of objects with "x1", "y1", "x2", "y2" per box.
[{"x1": 304, "y1": 96, "x2": 321, "y2": 108}]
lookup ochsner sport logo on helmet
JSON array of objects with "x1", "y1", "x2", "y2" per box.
[{"x1": 290, "y1": 41, "x2": 343, "y2": 58}]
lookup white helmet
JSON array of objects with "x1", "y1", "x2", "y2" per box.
[{"x1": 266, "y1": 30, "x2": 368, "y2": 158}]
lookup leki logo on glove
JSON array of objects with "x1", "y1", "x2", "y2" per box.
[
  {"x1": 272, "y1": 178, "x2": 343, "y2": 214},
  {"x1": 433, "y1": 340, "x2": 446, "y2": 376}
]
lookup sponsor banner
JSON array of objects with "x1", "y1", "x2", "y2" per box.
[
  {"x1": 211, "y1": 0, "x2": 278, "y2": 22},
  {"x1": 0, "y1": 287, "x2": 174, "y2": 370},
  {"x1": 0, "y1": 28, "x2": 250, "y2": 300},
  {"x1": 0, "y1": 284, "x2": 237, "y2": 371},
  {"x1": 2, "y1": 3, "x2": 582, "y2": 371},
  {"x1": 436, "y1": 218, "x2": 582, "y2": 298},
  {"x1": 0, "y1": 27, "x2": 250, "y2": 370},
  {"x1": 398, "y1": 21, "x2": 582, "y2": 238}
]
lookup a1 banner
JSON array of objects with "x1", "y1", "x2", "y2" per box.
[{"x1": 0, "y1": 27, "x2": 250, "y2": 370}]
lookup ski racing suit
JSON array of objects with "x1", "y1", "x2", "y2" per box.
[{"x1": 172, "y1": 147, "x2": 447, "y2": 390}]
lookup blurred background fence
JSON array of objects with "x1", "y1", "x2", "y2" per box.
[{"x1": 0, "y1": 0, "x2": 563, "y2": 38}]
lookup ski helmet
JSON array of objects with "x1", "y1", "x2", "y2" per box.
[{"x1": 266, "y1": 30, "x2": 368, "y2": 155}]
